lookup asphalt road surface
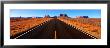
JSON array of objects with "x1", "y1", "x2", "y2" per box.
[{"x1": 11, "y1": 18, "x2": 97, "y2": 39}]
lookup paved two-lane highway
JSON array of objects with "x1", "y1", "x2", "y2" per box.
[{"x1": 11, "y1": 18, "x2": 97, "y2": 39}]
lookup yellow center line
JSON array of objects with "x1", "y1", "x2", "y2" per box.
[{"x1": 55, "y1": 31, "x2": 56, "y2": 39}]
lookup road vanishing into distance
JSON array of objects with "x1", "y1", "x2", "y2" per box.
[{"x1": 10, "y1": 18, "x2": 98, "y2": 39}]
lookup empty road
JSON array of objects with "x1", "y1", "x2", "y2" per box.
[{"x1": 10, "y1": 18, "x2": 97, "y2": 39}]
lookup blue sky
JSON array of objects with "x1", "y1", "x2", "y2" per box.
[{"x1": 10, "y1": 9, "x2": 101, "y2": 18}]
